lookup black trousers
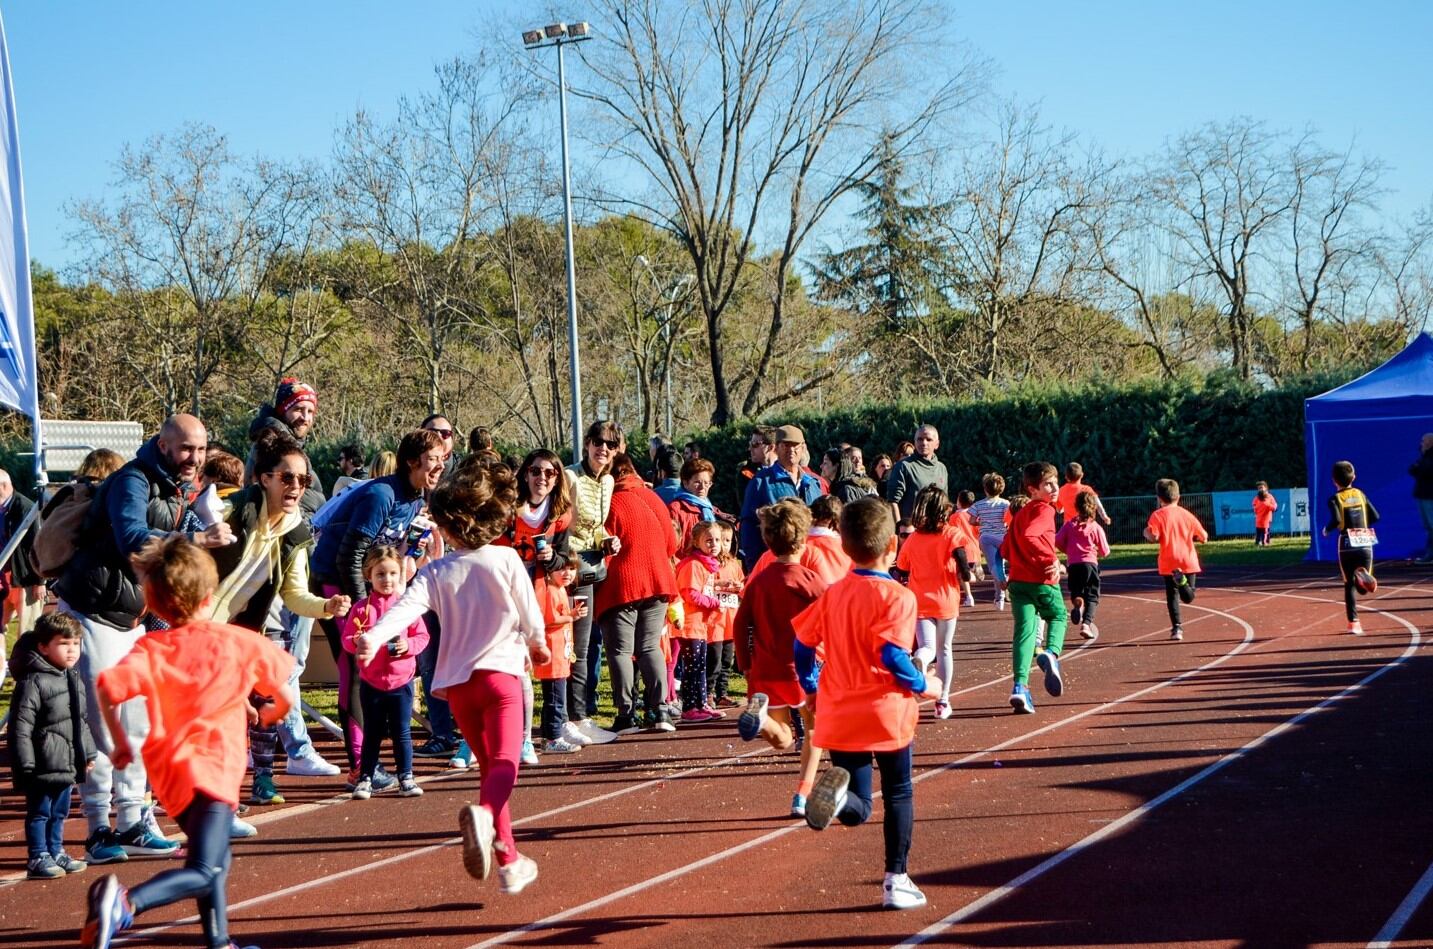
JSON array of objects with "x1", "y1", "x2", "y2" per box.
[
  {"x1": 1066, "y1": 562, "x2": 1101, "y2": 624},
  {"x1": 829, "y1": 744, "x2": 915, "y2": 874},
  {"x1": 1164, "y1": 572, "x2": 1197, "y2": 627},
  {"x1": 128, "y1": 792, "x2": 233, "y2": 948},
  {"x1": 1339, "y1": 548, "x2": 1373, "y2": 622}
]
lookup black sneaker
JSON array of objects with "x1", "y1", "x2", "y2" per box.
[
  {"x1": 414, "y1": 736, "x2": 456, "y2": 758},
  {"x1": 610, "y1": 714, "x2": 640, "y2": 736},
  {"x1": 645, "y1": 709, "x2": 676, "y2": 733},
  {"x1": 1172, "y1": 570, "x2": 1195, "y2": 604}
]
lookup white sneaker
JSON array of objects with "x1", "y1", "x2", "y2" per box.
[
  {"x1": 962, "y1": 593, "x2": 975, "y2": 608},
  {"x1": 995, "y1": 594, "x2": 1007, "y2": 612},
  {"x1": 520, "y1": 740, "x2": 540, "y2": 766},
  {"x1": 1081, "y1": 622, "x2": 1098, "y2": 641},
  {"x1": 230, "y1": 815, "x2": 258, "y2": 839},
  {"x1": 499, "y1": 854, "x2": 539, "y2": 894},
  {"x1": 459, "y1": 804, "x2": 495, "y2": 881},
  {"x1": 544, "y1": 737, "x2": 583, "y2": 754},
  {"x1": 934, "y1": 701, "x2": 952, "y2": 720},
  {"x1": 883, "y1": 872, "x2": 927, "y2": 909},
  {"x1": 560, "y1": 721, "x2": 593, "y2": 747},
  {"x1": 574, "y1": 718, "x2": 618, "y2": 745},
  {"x1": 285, "y1": 750, "x2": 341, "y2": 777}
]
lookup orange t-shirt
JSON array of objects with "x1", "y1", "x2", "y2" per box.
[
  {"x1": 96, "y1": 620, "x2": 294, "y2": 818},
  {"x1": 711, "y1": 557, "x2": 744, "y2": 643},
  {"x1": 1058, "y1": 482, "x2": 1097, "y2": 521},
  {"x1": 948, "y1": 510, "x2": 981, "y2": 559},
  {"x1": 1146, "y1": 503, "x2": 1208, "y2": 575},
  {"x1": 792, "y1": 572, "x2": 919, "y2": 752},
  {"x1": 531, "y1": 577, "x2": 575, "y2": 679},
  {"x1": 895, "y1": 527, "x2": 962, "y2": 620},
  {"x1": 675, "y1": 554, "x2": 721, "y2": 642},
  {"x1": 749, "y1": 529, "x2": 852, "y2": 587},
  {"x1": 1252, "y1": 493, "x2": 1278, "y2": 529}
]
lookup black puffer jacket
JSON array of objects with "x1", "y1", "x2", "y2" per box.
[
  {"x1": 247, "y1": 406, "x2": 327, "y2": 519},
  {"x1": 6, "y1": 632, "x2": 96, "y2": 792}
]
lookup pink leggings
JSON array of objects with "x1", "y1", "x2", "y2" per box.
[{"x1": 447, "y1": 669, "x2": 526, "y2": 866}]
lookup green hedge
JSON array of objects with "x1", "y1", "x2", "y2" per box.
[{"x1": 688, "y1": 373, "x2": 1349, "y2": 513}]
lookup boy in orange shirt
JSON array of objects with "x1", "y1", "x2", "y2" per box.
[
  {"x1": 83, "y1": 535, "x2": 295, "y2": 949},
  {"x1": 1143, "y1": 478, "x2": 1209, "y2": 641},
  {"x1": 1251, "y1": 481, "x2": 1278, "y2": 547},
  {"x1": 1000, "y1": 462, "x2": 1069, "y2": 714},
  {"x1": 795, "y1": 497, "x2": 942, "y2": 911},
  {"x1": 1057, "y1": 462, "x2": 1111, "y2": 526}
]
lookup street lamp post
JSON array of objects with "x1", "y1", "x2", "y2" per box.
[
  {"x1": 523, "y1": 21, "x2": 591, "y2": 465},
  {"x1": 634, "y1": 255, "x2": 694, "y2": 439}
]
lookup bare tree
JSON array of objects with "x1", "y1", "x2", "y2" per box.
[
  {"x1": 69, "y1": 125, "x2": 317, "y2": 416},
  {"x1": 1378, "y1": 201, "x2": 1433, "y2": 337},
  {"x1": 574, "y1": 0, "x2": 977, "y2": 424}
]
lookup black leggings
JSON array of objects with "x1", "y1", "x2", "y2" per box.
[
  {"x1": 829, "y1": 745, "x2": 915, "y2": 874},
  {"x1": 1339, "y1": 548, "x2": 1374, "y2": 622},
  {"x1": 1066, "y1": 562, "x2": 1101, "y2": 624},
  {"x1": 706, "y1": 640, "x2": 735, "y2": 701},
  {"x1": 128, "y1": 792, "x2": 233, "y2": 948},
  {"x1": 1164, "y1": 572, "x2": 1197, "y2": 627}
]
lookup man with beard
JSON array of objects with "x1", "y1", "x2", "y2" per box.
[{"x1": 56, "y1": 414, "x2": 234, "y2": 865}]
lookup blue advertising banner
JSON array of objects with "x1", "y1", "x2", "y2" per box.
[{"x1": 1211, "y1": 488, "x2": 1309, "y2": 537}]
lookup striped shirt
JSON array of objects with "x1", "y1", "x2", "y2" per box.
[{"x1": 967, "y1": 496, "x2": 1011, "y2": 540}]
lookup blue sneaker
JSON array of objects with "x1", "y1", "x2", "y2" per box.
[
  {"x1": 448, "y1": 739, "x2": 474, "y2": 770},
  {"x1": 115, "y1": 821, "x2": 180, "y2": 857},
  {"x1": 1009, "y1": 684, "x2": 1035, "y2": 714},
  {"x1": 83, "y1": 827, "x2": 128, "y2": 865},
  {"x1": 371, "y1": 765, "x2": 398, "y2": 793},
  {"x1": 1036, "y1": 651, "x2": 1064, "y2": 697},
  {"x1": 738, "y1": 693, "x2": 769, "y2": 742},
  {"x1": 81, "y1": 874, "x2": 132, "y2": 949}
]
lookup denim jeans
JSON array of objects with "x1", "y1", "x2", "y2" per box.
[
  {"x1": 25, "y1": 785, "x2": 72, "y2": 858},
  {"x1": 539, "y1": 678, "x2": 569, "y2": 741},
  {"x1": 359, "y1": 680, "x2": 415, "y2": 779},
  {"x1": 829, "y1": 744, "x2": 915, "y2": 874},
  {"x1": 277, "y1": 609, "x2": 314, "y2": 758},
  {"x1": 1419, "y1": 498, "x2": 1433, "y2": 558}
]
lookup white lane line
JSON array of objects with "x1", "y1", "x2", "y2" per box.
[
  {"x1": 891, "y1": 595, "x2": 1422, "y2": 948},
  {"x1": 1369, "y1": 857, "x2": 1433, "y2": 948},
  {"x1": 463, "y1": 600, "x2": 1260, "y2": 949}
]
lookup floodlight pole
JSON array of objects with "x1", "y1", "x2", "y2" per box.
[{"x1": 524, "y1": 23, "x2": 591, "y2": 466}]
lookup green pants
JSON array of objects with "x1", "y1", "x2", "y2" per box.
[{"x1": 1009, "y1": 580, "x2": 1068, "y2": 685}]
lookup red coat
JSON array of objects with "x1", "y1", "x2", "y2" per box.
[
  {"x1": 1000, "y1": 498, "x2": 1059, "y2": 584},
  {"x1": 595, "y1": 475, "x2": 679, "y2": 617}
]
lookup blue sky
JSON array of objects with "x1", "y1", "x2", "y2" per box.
[{"x1": 4, "y1": 1, "x2": 1430, "y2": 270}]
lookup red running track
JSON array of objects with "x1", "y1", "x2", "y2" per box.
[{"x1": 1, "y1": 563, "x2": 1430, "y2": 948}]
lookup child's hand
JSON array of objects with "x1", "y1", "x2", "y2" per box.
[
  {"x1": 573, "y1": 601, "x2": 589, "y2": 619},
  {"x1": 1044, "y1": 562, "x2": 1061, "y2": 584},
  {"x1": 389, "y1": 639, "x2": 409, "y2": 658},
  {"x1": 529, "y1": 641, "x2": 552, "y2": 666},
  {"x1": 245, "y1": 703, "x2": 260, "y2": 725},
  {"x1": 255, "y1": 696, "x2": 283, "y2": 727},
  {"x1": 354, "y1": 634, "x2": 378, "y2": 664},
  {"x1": 920, "y1": 676, "x2": 943, "y2": 701},
  {"x1": 326, "y1": 594, "x2": 352, "y2": 617},
  {"x1": 109, "y1": 742, "x2": 134, "y2": 771}
]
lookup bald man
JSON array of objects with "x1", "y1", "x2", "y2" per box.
[{"x1": 54, "y1": 413, "x2": 234, "y2": 865}]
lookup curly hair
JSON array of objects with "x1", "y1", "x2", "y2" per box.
[
  {"x1": 252, "y1": 427, "x2": 306, "y2": 476},
  {"x1": 428, "y1": 464, "x2": 517, "y2": 550},
  {"x1": 131, "y1": 534, "x2": 219, "y2": 624},
  {"x1": 758, "y1": 499, "x2": 811, "y2": 557}
]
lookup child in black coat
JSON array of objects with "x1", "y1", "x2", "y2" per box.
[{"x1": 7, "y1": 613, "x2": 97, "y2": 879}]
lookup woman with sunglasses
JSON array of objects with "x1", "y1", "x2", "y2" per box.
[
  {"x1": 310, "y1": 428, "x2": 447, "y2": 784},
  {"x1": 209, "y1": 428, "x2": 353, "y2": 810},
  {"x1": 421, "y1": 414, "x2": 460, "y2": 477},
  {"x1": 561, "y1": 421, "x2": 624, "y2": 743}
]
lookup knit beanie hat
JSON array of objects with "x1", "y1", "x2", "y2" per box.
[{"x1": 274, "y1": 377, "x2": 318, "y2": 415}]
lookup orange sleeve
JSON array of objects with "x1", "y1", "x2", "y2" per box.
[
  {"x1": 792, "y1": 596, "x2": 827, "y2": 649},
  {"x1": 244, "y1": 635, "x2": 296, "y2": 701},
  {"x1": 96, "y1": 645, "x2": 151, "y2": 707}
]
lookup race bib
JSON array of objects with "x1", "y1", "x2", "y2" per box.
[
  {"x1": 717, "y1": 593, "x2": 740, "y2": 609},
  {"x1": 1347, "y1": 527, "x2": 1377, "y2": 549}
]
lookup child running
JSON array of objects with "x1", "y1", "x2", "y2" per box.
[
  {"x1": 968, "y1": 473, "x2": 1011, "y2": 610},
  {"x1": 1144, "y1": 478, "x2": 1208, "y2": 641},
  {"x1": 354, "y1": 464, "x2": 550, "y2": 895},
  {"x1": 1252, "y1": 481, "x2": 1278, "y2": 547},
  {"x1": 734, "y1": 499, "x2": 829, "y2": 816},
  {"x1": 341, "y1": 545, "x2": 430, "y2": 799},
  {"x1": 1001, "y1": 463, "x2": 1069, "y2": 715},
  {"x1": 82, "y1": 535, "x2": 296, "y2": 949},
  {"x1": 8, "y1": 613, "x2": 97, "y2": 879},
  {"x1": 795, "y1": 497, "x2": 942, "y2": 910},
  {"x1": 895, "y1": 486, "x2": 966, "y2": 721},
  {"x1": 674, "y1": 521, "x2": 724, "y2": 722},
  {"x1": 1057, "y1": 463, "x2": 1111, "y2": 526},
  {"x1": 1055, "y1": 490, "x2": 1111, "y2": 641},
  {"x1": 748, "y1": 495, "x2": 852, "y2": 585},
  {"x1": 532, "y1": 551, "x2": 588, "y2": 750},
  {"x1": 1322, "y1": 461, "x2": 1380, "y2": 635}
]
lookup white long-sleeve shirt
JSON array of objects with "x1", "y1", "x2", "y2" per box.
[{"x1": 362, "y1": 545, "x2": 544, "y2": 699}]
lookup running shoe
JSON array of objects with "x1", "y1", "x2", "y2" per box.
[
  {"x1": 805, "y1": 767, "x2": 851, "y2": 831},
  {"x1": 962, "y1": 592, "x2": 975, "y2": 608},
  {"x1": 882, "y1": 873, "x2": 928, "y2": 910},
  {"x1": 249, "y1": 773, "x2": 285, "y2": 806},
  {"x1": 1009, "y1": 684, "x2": 1035, "y2": 714},
  {"x1": 790, "y1": 794, "x2": 807, "y2": 818},
  {"x1": 1070, "y1": 596, "x2": 1084, "y2": 626},
  {"x1": 499, "y1": 854, "x2": 539, "y2": 895},
  {"x1": 560, "y1": 721, "x2": 594, "y2": 747},
  {"x1": 995, "y1": 593, "x2": 1007, "y2": 612},
  {"x1": 448, "y1": 739, "x2": 474, "y2": 770},
  {"x1": 933, "y1": 701, "x2": 952, "y2": 720},
  {"x1": 350, "y1": 778, "x2": 373, "y2": 800},
  {"x1": 1348, "y1": 620, "x2": 1365, "y2": 636},
  {"x1": 398, "y1": 775, "x2": 424, "y2": 797},
  {"x1": 714, "y1": 696, "x2": 740, "y2": 709},
  {"x1": 680, "y1": 708, "x2": 713, "y2": 724},
  {"x1": 80, "y1": 874, "x2": 132, "y2": 949},
  {"x1": 459, "y1": 804, "x2": 495, "y2": 881},
  {"x1": 230, "y1": 815, "x2": 258, "y2": 839},
  {"x1": 610, "y1": 714, "x2": 641, "y2": 736},
  {"x1": 27, "y1": 854, "x2": 64, "y2": 879},
  {"x1": 1081, "y1": 622, "x2": 1098, "y2": 641},
  {"x1": 738, "y1": 693, "x2": 769, "y2": 741},
  {"x1": 115, "y1": 821, "x2": 180, "y2": 856},
  {"x1": 1354, "y1": 567, "x2": 1377, "y2": 595},
  {"x1": 54, "y1": 851, "x2": 88, "y2": 874},
  {"x1": 520, "y1": 740, "x2": 540, "y2": 766},
  {"x1": 543, "y1": 737, "x2": 583, "y2": 754},
  {"x1": 1036, "y1": 650, "x2": 1064, "y2": 697},
  {"x1": 414, "y1": 736, "x2": 456, "y2": 758},
  {"x1": 285, "y1": 749, "x2": 341, "y2": 777},
  {"x1": 1170, "y1": 625, "x2": 1184, "y2": 641},
  {"x1": 83, "y1": 828, "x2": 128, "y2": 866},
  {"x1": 646, "y1": 710, "x2": 677, "y2": 733}
]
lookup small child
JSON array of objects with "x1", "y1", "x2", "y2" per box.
[
  {"x1": 709, "y1": 521, "x2": 744, "y2": 709},
  {"x1": 1056, "y1": 490, "x2": 1111, "y2": 641},
  {"x1": 1322, "y1": 461, "x2": 1380, "y2": 635},
  {"x1": 532, "y1": 552, "x2": 589, "y2": 751},
  {"x1": 8, "y1": 613, "x2": 97, "y2": 879},
  {"x1": 968, "y1": 474, "x2": 1012, "y2": 610},
  {"x1": 1000, "y1": 463, "x2": 1069, "y2": 714},
  {"x1": 1252, "y1": 481, "x2": 1278, "y2": 547},
  {"x1": 83, "y1": 535, "x2": 296, "y2": 949},
  {"x1": 1143, "y1": 478, "x2": 1209, "y2": 641},
  {"x1": 1057, "y1": 462, "x2": 1111, "y2": 526},
  {"x1": 794, "y1": 497, "x2": 941, "y2": 910},
  {"x1": 675, "y1": 521, "x2": 724, "y2": 722},
  {"x1": 895, "y1": 486, "x2": 967, "y2": 721},
  {"x1": 356, "y1": 464, "x2": 550, "y2": 896},
  {"x1": 342, "y1": 545, "x2": 430, "y2": 799},
  {"x1": 734, "y1": 499, "x2": 828, "y2": 817},
  {"x1": 749, "y1": 495, "x2": 852, "y2": 586},
  {"x1": 951, "y1": 490, "x2": 982, "y2": 607}
]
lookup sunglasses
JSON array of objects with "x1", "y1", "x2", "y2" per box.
[
  {"x1": 528, "y1": 466, "x2": 560, "y2": 479},
  {"x1": 428, "y1": 429, "x2": 454, "y2": 439},
  {"x1": 266, "y1": 471, "x2": 314, "y2": 488},
  {"x1": 590, "y1": 439, "x2": 620, "y2": 450}
]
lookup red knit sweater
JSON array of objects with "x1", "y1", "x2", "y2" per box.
[{"x1": 595, "y1": 475, "x2": 679, "y2": 617}]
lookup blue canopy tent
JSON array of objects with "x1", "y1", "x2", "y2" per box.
[{"x1": 1304, "y1": 333, "x2": 1433, "y2": 562}]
